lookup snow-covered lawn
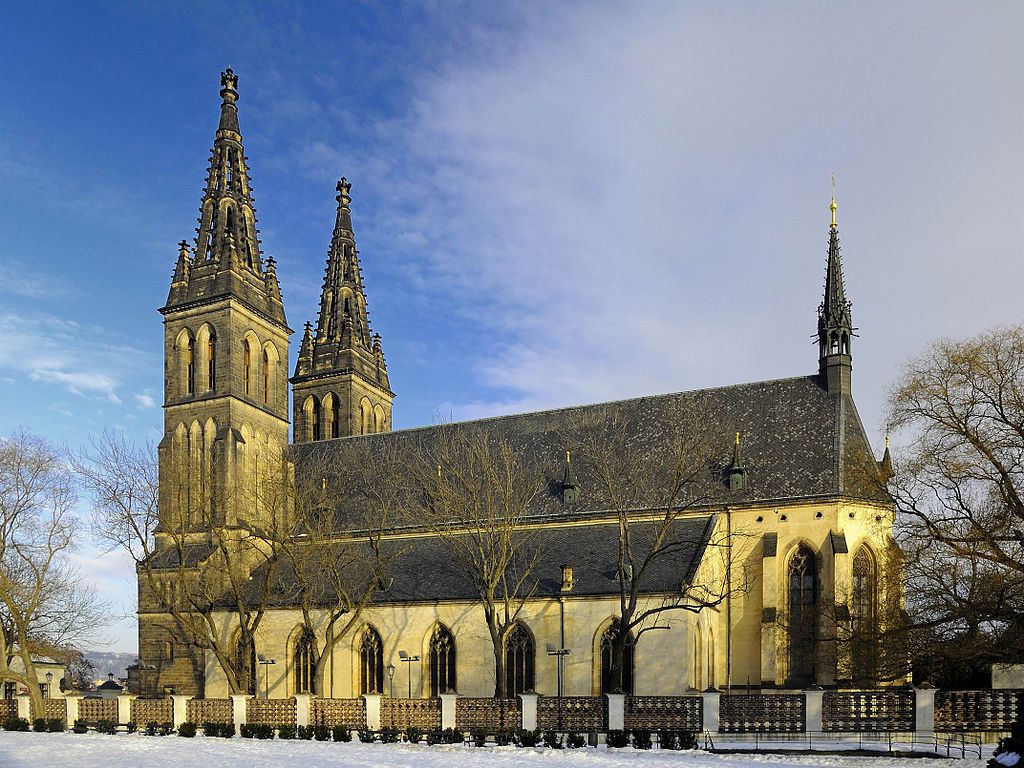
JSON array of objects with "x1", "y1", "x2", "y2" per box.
[{"x1": 0, "y1": 732, "x2": 990, "y2": 768}]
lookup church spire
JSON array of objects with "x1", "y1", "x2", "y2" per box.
[
  {"x1": 164, "y1": 68, "x2": 285, "y2": 326},
  {"x1": 817, "y1": 191, "x2": 854, "y2": 394},
  {"x1": 291, "y1": 178, "x2": 394, "y2": 442}
]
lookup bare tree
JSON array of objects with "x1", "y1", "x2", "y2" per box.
[
  {"x1": 887, "y1": 323, "x2": 1024, "y2": 683},
  {"x1": 0, "y1": 430, "x2": 105, "y2": 716},
  {"x1": 568, "y1": 403, "x2": 752, "y2": 693},
  {"x1": 413, "y1": 427, "x2": 545, "y2": 698},
  {"x1": 74, "y1": 431, "x2": 286, "y2": 695},
  {"x1": 278, "y1": 440, "x2": 407, "y2": 695}
]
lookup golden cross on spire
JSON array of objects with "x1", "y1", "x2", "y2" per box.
[
  {"x1": 830, "y1": 173, "x2": 838, "y2": 228},
  {"x1": 566, "y1": 450, "x2": 571, "y2": 463}
]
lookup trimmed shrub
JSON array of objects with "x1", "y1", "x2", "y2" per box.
[
  {"x1": 297, "y1": 724, "x2": 314, "y2": 740},
  {"x1": 203, "y1": 721, "x2": 234, "y2": 738},
  {"x1": 312, "y1": 725, "x2": 330, "y2": 741},
  {"x1": 33, "y1": 718, "x2": 48, "y2": 732},
  {"x1": 277, "y1": 724, "x2": 296, "y2": 739},
  {"x1": 72, "y1": 719, "x2": 89, "y2": 734},
  {"x1": 606, "y1": 729, "x2": 628, "y2": 748},
  {"x1": 331, "y1": 725, "x2": 351, "y2": 742},
  {"x1": 5, "y1": 717, "x2": 30, "y2": 732},
  {"x1": 513, "y1": 728, "x2": 540, "y2": 747},
  {"x1": 990, "y1": 722, "x2": 1024, "y2": 768},
  {"x1": 631, "y1": 729, "x2": 652, "y2": 750},
  {"x1": 443, "y1": 727, "x2": 463, "y2": 744},
  {"x1": 96, "y1": 719, "x2": 117, "y2": 735},
  {"x1": 405, "y1": 725, "x2": 422, "y2": 743},
  {"x1": 471, "y1": 729, "x2": 487, "y2": 747},
  {"x1": 177, "y1": 722, "x2": 197, "y2": 738},
  {"x1": 125, "y1": 721, "x2": 138, "y2": 734},
  {"x1": 379, "y1": 727, "x2": 400, "y2": 743},
  {"x1": 146, "y1": 721, "x2": 175, "y2": 736},
  {"x1": 47, "y1": 718, "x2": 65, "y2": 732},
  {"x1": 357, "y1": 728, "x2": 374, "y2": 743},
  {"x1": 660, "y1": 729, "x2": 696, "y2": 750},
  {"x1": 543, "y1": 730, "x2": 563, "y2": 749},
  {"x1": 241, "y1": 723, "x2": 274, "y2": 739},
  {"x1": 240, "y1": 723, "x2": 257, "y2": 738},
  {"x1": 566, "y1": 732, "x2": 586, "y2": 749}
]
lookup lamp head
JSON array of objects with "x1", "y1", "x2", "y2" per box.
[
  {"x1": 546, "y1": 643, "x2": 556, "y2": 654},
  {"x1": 399, "y1": 650, "x2": 408, "y2": 660}
]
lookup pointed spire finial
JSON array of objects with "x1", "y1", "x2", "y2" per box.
[
  {"x1": 830, "y1": 174, "x2": 838, "y2": 229},
  {"x1": 336, "y1": 177, "x2": 352, "y2": 207},
  {"x1": 220, "y1": 68, "x2": 239, "y2": 103},
  {"x1": 566, "y1": 450, "x2": 571, "y2": 463}
]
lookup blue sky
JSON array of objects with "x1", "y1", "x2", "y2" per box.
[{"x1": 2, "y1": 1, "x2": 1022, "y2": 652}]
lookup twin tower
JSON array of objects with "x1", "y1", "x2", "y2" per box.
[{"x1": 157, "y1": 69, "x2": 393, "y2": 530}]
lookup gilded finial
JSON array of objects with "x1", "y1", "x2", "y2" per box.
[
  {"x1": 437, "y1": 464, "x2": 442, "y2": 479},
  {"x1": 735, "y1": 431, "x2": 741, "y2": 445},
  {"x1": 336, "y1": 177, "x2": 352, "y2": 206},
  {"x1": 566, "y1": 450, "x2": 571, "y2": 463},
  {"x1": 885, "y1": 432, "x2": 890, "y2": 449},
  {"x1": 830, "y1": 174, "x2": 837, "y2": 229}
]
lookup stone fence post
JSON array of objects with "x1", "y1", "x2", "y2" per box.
[
  {"x1": 605, "y1": 693, "x2": 625, "y2": 731},
  {"x1": 439, "y1": 693, "x2": 458, "y2": 730},
  {"x1": 701, "y1": 688, "x2": 720, "y2": 734},
  {"x1": 804, "y1": 686, "x2": 824, "y2": 732},
  {"x1": 117, "y1": 693, "x2": 135, "y2": 726},
  {"x1": 65, "y1": 694, "x2": 83, "y2": 726},
  {"x1": 518, "y1": 693, "x2": 537, "y2": 731},
  {"x1": 171, "y1": 695, "x2": 190, "y2": 728},
  {"x1": 915, "y1": 685, "x2": 936, "y2": 734},
  {"x1": 230, "y1": 694, "x2": 250, "y2": 734},
  {"x1": 294, "y1": 693, "x2": 311, "y2": 728},
  {"x1": 363, "y1": 693, "x2": 382, "y2": 730},
  {"x1": 17, "y1": 693, "x2": 31, "y2": 721}
]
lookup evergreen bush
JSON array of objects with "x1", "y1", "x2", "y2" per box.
[
  {"x1": 543, "y1": 730, "x2": 563, "y2": 749},
  {"x1": 125, "y1": 721, "x2": 138, "y2": 734},
  {"x1": 331, "y1": 725, "x2": 351, "y2": 742},
  {"x1": 471, "y1": 729, "x2": 487, "y2": 747},
  {"x1": 47, "y1": 718, "x2": 65, "y2": 732},
  {"x1": 277, "y1": 724, "x2": 296, "y2": 739},
  {"x1": 989, "y1": 722, "x2": 1024, "y2": 768},
  {"x1": 513, "y1": 728, "x2": 540, "y2": 747},
  {"x1": 32, "y1": 718, "x2": 48, "y2": 732},
  {"x1": 606, "y1": 729, "x2": 628, "y2": 748},
  {"x1": 312, "y1": 725, "x2": 330, "y2": 741},
  {"x1": 72, "y1": 719, "x2": 89, "y2": 734},
  {"x1": 177, "y1": 722, "x2": 197, "y2": 738},
  {"x1": 357, "y1": 728, "x2": 374, "y2": 743},
  {"x1": 631, "y1": 729, "x2": 652, "y2": 749},
  {"x1": 296, "y1": 724, "x2": 314, "y2": 739},
  {"x1": 565, "y1": 731, "x2": 586, "y2": 749},
  {"x1": 405, "y1": 725, "x2": 422, "y2": 743},
  {"x1": 379, "y1": 727, "x2": 400, "y2": 743}
]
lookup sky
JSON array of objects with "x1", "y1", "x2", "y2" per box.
[{"x1": 1, "y1": 1, "x2": 1022, "y2": 653}]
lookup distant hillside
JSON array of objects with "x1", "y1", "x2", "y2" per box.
[{"x1": 85, "y1": 650, "x2": 138, "y2": 679}]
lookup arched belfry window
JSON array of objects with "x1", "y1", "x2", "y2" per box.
[
  {"x1": 312, "y1": 397, "x2": 322, "y2": 441},
  {"x1": 851, "y1": 547, "x2": 878, "y2": 681},
  {"x1": 600, "y1": 619, "x2": 634, "y2": 694},
  {"x1": 243, "y1": 342, "x2": 251, "y2": 396},
  {"x1": 787, "y1": 545, "x2": 818, "y2": 686},
  {"x1": 262, "y1": 349, "x2": 270, "y2": 405},
  {"x1": 207, "y1": 333, "x2": 217, "y2": 392},
  {"x1": 294, "y1": 628, "x2": 315, "y2": 694},
  {"x1": 330, "y1": 396, "x2": 340, "y2": 439},
  {"x1": 429, "y1": 625, "x2": 456, "y2": 696},
  {"x1": 186, "y1": 337, "x2": 196, "y2": 395},
  {"x1": 505, "y1": 624, "x2": 534, "y2": 695},
  {"x1": 359, "y1": 626, "x2": 383, "y2": 695}
]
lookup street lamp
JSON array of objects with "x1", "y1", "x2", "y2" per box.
[
  {"x1": 386, "y1": 663, "x2": 396, "y2": 698},
  {"x1": 257, "y1": 654, "x2": 276, "y2": 699},
  {"x1": 45, "y1": 671, "x2": 53, "y2": 699},
  {"x1": 398, "y1": 651, "x2": 420, "y2": 699},
  {"x1": 546, "y1": 642, "x2": 571, "y2": 730}
]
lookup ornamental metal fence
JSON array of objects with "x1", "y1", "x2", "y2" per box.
[
  {"x1": 380, "y1": 697, "x2": 441, "y2": 730},
  {"x1": 537, "y1": 695, "x2": 606, "y2": 731},
  {"x1": 310, "y1": 697, "x2": 366, "y2": 728},
  {"x1": 186, "y1": 697, "x2": 232, "y2": 725},
  {"x1": 822, "y1": 689, "x2": 915, "y2": 731},
  {"x1": 455, "y1": 697, "x2": 521, "y2": 732},
  {"x1": 719, "y1": 693, "x2": 805, "y2": 733},
  {"x1": 624, "y1": 695, "x2": 702, "y2": 731},
  {"x1": 935, "y1": 689, "x2": 1023, "y2": 732}
]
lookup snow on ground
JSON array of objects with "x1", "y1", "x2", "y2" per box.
[{"x1": 0, "y1": 733, "x2": 991, "y2": 768}]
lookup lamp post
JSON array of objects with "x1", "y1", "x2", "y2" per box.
[
  {"x1": 257, "y1": 654, "x2": 276, "y2": 699},
  {"x1": 386, "y1": 663, "x2": 395, "y2": 698},
  {"x1": 398, "y1": 651, "x2": 420, "y2": 699},
  {"x1": 45, "y1": 671, "x2": 53, "y2": 699},
  {"x1": 546, "y1": 642, "x2": 570, "y2": 730}
]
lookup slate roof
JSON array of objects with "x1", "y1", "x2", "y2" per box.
[
  {"x1": 291, "y1": 375, "x2": 889, "y2": 533},
  {"x1": 254, "y1": 516, "x2": 715, "y2": 607}
]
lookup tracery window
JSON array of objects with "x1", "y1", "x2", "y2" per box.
[
  {"x1": 207, "y1": 334, "x2": 216, "y2": 391},
  {"x1": 429, "y1": 625, "x2": 456, "y2": 696},
  {"x1": 600, "y1": 619, "x2": 634, "y2": 694},
  {"x1": 243, "y1": 343, "x2": 251, "y2": 396},
  {"x1": 359, "y1": 626, "x2": 383, "y2": 695},
  {"x1": 186, "y1": 337, "x2": 196, "y2": 395},
  {"x1": 504, "y1": 624, "x2": 534, "y2": 695},
  {"x1": 787, "y1": 545, "x2": 818, "y2": 686},
  {"x1": 851, "y1": 547, "x2": 878, "y2": 681},
  {"x1": 294, "y1": 628, "x2": 315, "y2": 695},
  {"x1": 262, "y1": 349, "x2": 270, "y2": 405}
]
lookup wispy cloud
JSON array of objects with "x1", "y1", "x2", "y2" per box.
[{"x1": 0, "y1": 258, "x2": 68, "y2": 299}]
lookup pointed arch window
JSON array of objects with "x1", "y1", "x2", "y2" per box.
[
  {"x1": 600, "y1": 619, "x2": 634, "y2": 694},
  {"x1": 207, "y1": 333, "x2": 216, "y2": 392},
  {"x1": 330, "y1": 397, "x2": 340, "y2": 439},
  {"x1": 243, "y1": 342, "x2": 251, "y2": 396},
  {"x1": 186, "y1": 337, "x2": 196, "y2": 395},
  {"x1": 504, "y1": 624, "x2": 534, "y2": 695},
  {"x1": 359, "y1": 626, "x2": 383, "y2": 695},
  {"x1": 294, "y1": 628, "x2": 315, "y2": 695},
  {"x1": 262, "y1": 349, "x2": 270, "y2": 405},
  {"x1": 429, "y1": 625, "x2": 456, "y2": 696},
  {"x1": 852, "y1": 547, "x2": 878, "y2": 681},
  {"x1": 312, "y1": 398, "x2": 322, "y2": 441},
  {"x1": 787, "y1": 545, "x2": 818, "y2": 686}
]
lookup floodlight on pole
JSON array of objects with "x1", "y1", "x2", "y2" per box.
[
  {"x1": 257, "y1": 654, "x2": 276, "y2": 699},
  {"x1": 399, "y1": 650, "x2": 420, "y2": 699}
]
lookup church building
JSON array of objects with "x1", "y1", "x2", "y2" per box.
[{"x1": 139, "y1": 70, "x2": 898, "y2": 700}]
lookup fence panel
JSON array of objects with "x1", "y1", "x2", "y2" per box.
[
  {"x1": 380, "y1": 698, "x2": 441, "y2": 731},
  {"x1": 936, "y1": 690, "x2": 1023, "y2": 732},
  {"x1": 42, "y1": 698, "x2": 67, "y2": 723},
  {"x1": 0, "y1": 699, "x2": 17, "y2": 721},
  {"x1": 624, "y1": 695, "x2": 702, "y2": 731},
  {"x1": 719, "y1": 694, "x2": 805, "y2": 733},
  {"x1": 310, "y1": 698, "x2": 367, "y2": 728},
  {"x1": 132, "y1": 698, "x2": 173, "y2": 725},
  {"x1": 455, "y1": 698, "x2": 521, "y2": 732},
  {"x1": 537, "y1": 696, "x2": 607, "y2": 731},
  {"x1": 247, "y1": 697, "x2": 296, "y2": 727},
  {"x1": 822, "y1": 689, "x2": 915, "y2": 732},
  {"x1": 78, "y1": 697, "x2": 118, "y2": 723},
  {"x1": 186, "y1": 698, "x2": 233, "y2": 725}
]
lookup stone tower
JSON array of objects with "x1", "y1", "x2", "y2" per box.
[
  {"x1": 291, "y1": 178, "x2": 393, "y2": 442},
  {"x1": 817, "y1": 194, "x2": 854, "y2": 395},
  {"x1": 157, "y1": 68, "x2": 291, "y2": 536}
]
